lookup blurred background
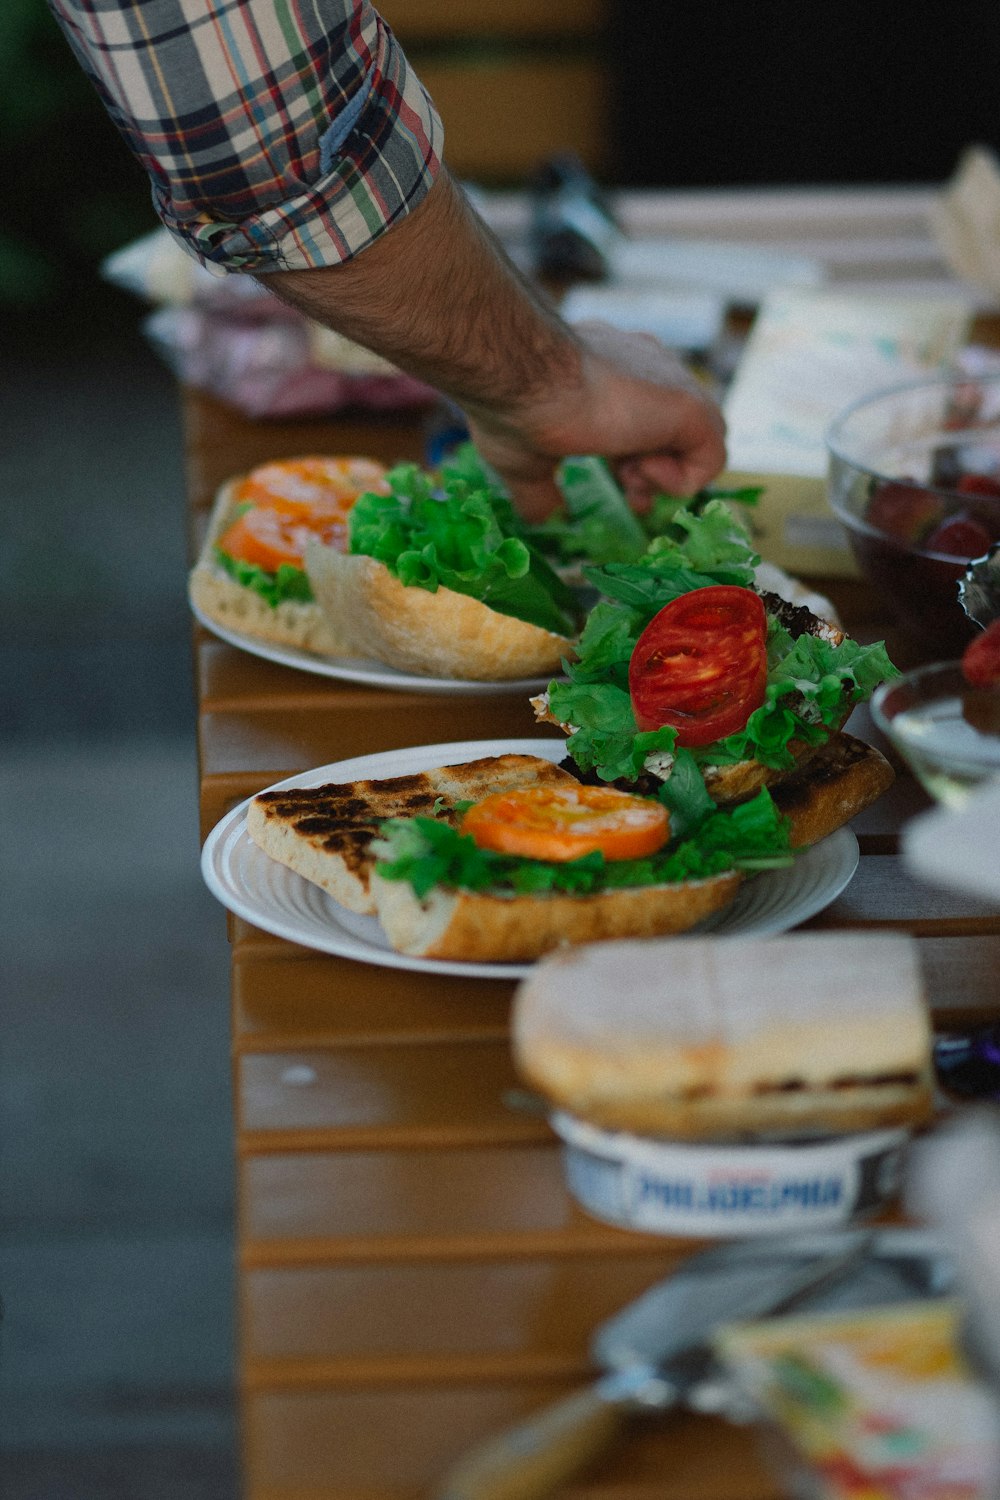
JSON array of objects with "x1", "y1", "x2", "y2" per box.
[{"x1": 3, "y1": 0, "x2": 1000, "y2": 1495}]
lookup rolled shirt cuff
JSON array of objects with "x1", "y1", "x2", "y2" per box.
[{"x1": 157, "y1": 19, "x2": 443, "y2": 273}]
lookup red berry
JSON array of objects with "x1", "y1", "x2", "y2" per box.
[
  {"x1": 865, "y1": 481, "x2": 941, "y2": 543},
  {"x1": 924, "y1": 513, "x2": 994, "y2": 559},
  {"x1": 957, "y1": 472, "x2": 1000, "y2": 500},
  {"x1": 962, "y1": 618, "x2": 1000, "y2": 688}
]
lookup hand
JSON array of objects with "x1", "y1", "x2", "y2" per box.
[{"x1": 465, "y1": 321, "x2": 728, "y2": 521}]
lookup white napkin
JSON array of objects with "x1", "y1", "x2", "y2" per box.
[{"x1": 902, "y1": 780, "x2": 1000, "y2": 905}]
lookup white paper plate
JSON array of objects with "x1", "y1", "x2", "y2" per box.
[
  {"x1": 201, "y1": 738, "x2": 860, "y2": 980},
  {"x1": 191, "y1": 602, "x2": 552, "y2": 697}
]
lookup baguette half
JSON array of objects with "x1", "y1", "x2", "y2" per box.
[
  {"x1": 771, "y1": 732, "x2": 895, "y2": 848},
  {"x1": 512, "y1": 932, "x2": 935, "y2": 1139},
  {"x1": 189, "y1": 480, "x2": 346, "y2": 655},
  {"x1": 304, "y1": 541, "x2": 574, "y2": 681},
  {"x1": 370, "y1": 868, "x2": 743, "y2": 962}
]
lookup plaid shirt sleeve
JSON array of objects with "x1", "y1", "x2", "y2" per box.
[{"x1": 47, "y1": 0, "x2": 444, "y2": 272}]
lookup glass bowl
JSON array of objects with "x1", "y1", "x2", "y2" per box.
[
  {"x1": 827, "y1": 373, "x2": 1000, "y2": 652},
  {"x1": 872, "y1": 660, "x2": 1000, "y2": 808}
]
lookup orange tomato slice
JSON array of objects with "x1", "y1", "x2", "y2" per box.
[
  {"x1": 233, "y1": 456, "x2": 390, "y2": 511},
  {"x1": 462, "y1": 784, "x2": 670, "y2": 863},
  {"x1": 218, "y1": 456, "x2": 389, "y2": 571}
]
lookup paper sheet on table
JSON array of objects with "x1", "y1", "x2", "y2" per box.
[
  {"x1": 724, "y1": 287, "x2": 973, "y2": 480},
  {"x1": 931, "y1": 144, "x2": 1000, "y2": 303}
]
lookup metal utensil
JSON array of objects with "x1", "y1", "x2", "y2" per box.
[
  {"x1": 435, "y1": 1230, "x2": 881, "y2": 1500},
  {"x1": 960, "y1": 542, "x2": 1000, "y2": 628}
]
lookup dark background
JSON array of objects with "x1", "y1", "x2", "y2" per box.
[{"x1": 610, "y1": 4, "x2": 1000, "y2": 189}]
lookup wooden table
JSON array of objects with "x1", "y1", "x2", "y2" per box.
[{"x1": 185, "y1": 388, "x2": 1000, "y2": 1500}]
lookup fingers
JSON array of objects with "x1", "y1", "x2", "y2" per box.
[
  {"x1": 465, "y1": 417, "x2": 567, "y2": 522},
  {"x1": 615, "y1": 402, "x2": 728, "y2": 504},
  {"x1": 467, "y1": 320, "x2": 729, "y2": 519}
]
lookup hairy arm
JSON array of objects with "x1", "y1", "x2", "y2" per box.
[{"x1": 261, "y1": 169, "x2": 727, "y2": 519}]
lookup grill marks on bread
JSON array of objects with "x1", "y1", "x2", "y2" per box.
[
  {"x1": 247, "y1": 754, "x2": 577, "y2": 913},
  {"x1": 769, "y1": 732, "x2": 894, "y2": 847}
]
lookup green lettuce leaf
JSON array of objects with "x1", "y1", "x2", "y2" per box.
[
  {"x1": 546, "y1": 678, "x2": 682, "y2": 783},
  {"x1": 551, "y1": 455, "x2": 649, "y2": 563},
  {"x1": 214, "y1": 549, "x2": 313, "y2": 607},
  {"x1": 348, "y1": 461, "x2": 581, "y2": 636},
  {"x1": 372, "y1": 786, "x2": 792, "y2": 898},
  {"x1": 656, "y1": 748, "x2": 716, "y2": 841},
  {"x1": 688, "y1": 631, "x2": 901, "y2": 771},
  {"x1": 545, "y1": 500, "x2": 899, "y2": 780},
  {"x1": 526, "y1": 460, "x2": 763, "y2": 567}
]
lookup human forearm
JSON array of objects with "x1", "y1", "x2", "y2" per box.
[
  {"x1": 258, "y1": 168, "x2": 583, "y2": 418},
  {"x1": 260, "y1": 168, "x2": 727, "y2": 519}
]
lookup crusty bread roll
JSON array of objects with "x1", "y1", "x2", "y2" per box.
[
  {"x1": 701, "y1": 719, "x2": 852, "y2": 806},
  {"x1": 370, "y1": 868, "x2": 743, "y2": 962},
  {"x1": 304, "y1": 540, "x2": 574, "y2": 681},
  {"x1": 189, "y1": 480, "x2": 346, "y2": 655},
  {"x1": 771, "y1": 732, "x2": 895, "y2": 848},
  {"x1": 513, "y1": 932, "x2": 935, "y2": 1140}
]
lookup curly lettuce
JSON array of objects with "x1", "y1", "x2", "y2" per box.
[
  {"x1": 372, "y1": 786, "x2": 792, "y2": 899},
  {"x1": 214, "y1": 549, "x2": 314, "y2": 608},
  {"x1": 545, "y1": 502, "x2": 899, "y2": 779},
  {"x1": 525, "y1": 454, "x2": 763, "y2": 567},
  {"x1": 348, "y1": 459, "x2": 581, "y2": 636}
]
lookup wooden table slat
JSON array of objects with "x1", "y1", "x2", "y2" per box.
[
  {"x1": 244, "y1": 1389, "x2": 773, "y2": 1500},
  {"x1": 241, "y1": 1254, "x2": 686, "y2": 1371}
]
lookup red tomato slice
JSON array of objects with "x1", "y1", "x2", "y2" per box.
[
  {"x1": 219, "y1": 456, "x2": 389, "y2": 570},
  {"x1": 628, "y1": 585, "x2": 768, "y2": 746},
  {"x1": 462, "y1": 784, "x2": 670, "y2": 863},
  {"x1": 962, "y1": 619, "x2": 1000, "y2": 689}
]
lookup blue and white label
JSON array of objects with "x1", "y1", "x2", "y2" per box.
[{"x1": 553, "y1": 1113, "x2": 908, "y2": 1238}]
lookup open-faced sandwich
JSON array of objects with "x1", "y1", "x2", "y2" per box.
[
  {"x1": 192, "y1": 446, "x2": 585, "y2": 679},
  {"x1": 244, "y1": 738, "x2": 866, "y2": 962},
  {"x1": 531, "y1": 488, "x2": 899, "y2": 837},
  {"x1": 189, "y1": 455, "x2": 391, "y2": 654},
  {"x1": 303, "y1": 448, "x2": 582, "y2": 680}
]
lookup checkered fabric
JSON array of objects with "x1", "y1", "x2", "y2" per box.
[{"x1": 48, "y1": 0, "x2": 444, "y2": 271}]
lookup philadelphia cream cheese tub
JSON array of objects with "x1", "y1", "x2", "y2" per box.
[{"x1": 551, "y1": 1111, "x2": 910, "y2": 1238}]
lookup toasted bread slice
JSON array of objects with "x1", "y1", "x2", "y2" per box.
[
  {"x1": 771, "y1": 732, "x2": 895, "y2": 847},
  {"x1": 513, "y1": 932, "x2": 935, "y2": 1139},
  {"x1": 246, "y1": 754, "x2": 577, "y2": 914},
  {"x1": 370, "y1": 868, "x2": 743, "y2": 962},
  {"x1": 304, "y1": 541, "x2": 575, "y2": 681},
  {"x1": 189, "y1": 480, "x2": 346, "y2": 655}
]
